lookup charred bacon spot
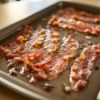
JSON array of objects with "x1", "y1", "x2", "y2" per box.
[
  {"x1": 94, "y1": 66, "x2": 99, "y2": 71},
  {"x1": 43, "y1": 83, "x2": 54, "y2": 92}
]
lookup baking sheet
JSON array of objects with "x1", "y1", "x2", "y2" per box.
[{"x1": 0, "y1": 1, "x2": 100, "y2": 100}]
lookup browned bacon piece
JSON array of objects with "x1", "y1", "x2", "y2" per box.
[
  {"x1": 33, "y1": 35, "x2": 79, "y2": 80},
  {"x1": 23, "y1": 28, "x2": 46, "y2": 54},
  {"x1": 6, "y1": 28, "x2": 46, "y2": 68},
  {"x1": 58, "y1": 7, "x2": 100, "y2": 23},
  {"x1": 48, "y1": 15, "x2": 100, "y2": 35},
  {"x1": 22, "y1": 29, "x2": 60, "y2": 71},
  {"x1": 69, "y1": 44, "x2": 100, "y2": 91},
  {"x1": 0, "y1": 24, "x2": 33, "y2": 68},
  {"x1": 0, "y1": 24, "x2": 32, "y2": 59},
  {"x1": 35, "y1": 29, "x2": 60, "y2": 63}
]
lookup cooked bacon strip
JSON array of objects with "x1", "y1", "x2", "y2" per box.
[
  {"x1": 6, "y1": 28, "x2": 46, "y2": 68},
  {"x1": 23, "y1": 28, "x2": 46, "y2": 53},
  {"x1": 22, "y1": 29, "x2": 60, "y2": 71},
  {"x1": 69, "y1": 44, "x2": 100, "y2": 91},
  {"x1": 35, "y1": 29, "x2": 60, "y2": 63},
  {"x1": 58, "y1": 7, "x2": 100, "y2": 23},
  {"x1": 48, "y1": 15, "x2": 100, "y2": 35},
  {"x1": 5, "y1": 29, "x2": 59, "y2": 72},
  {"x1": 0, "y1": 24, "x2": 32, "y2": 59},
  {"x1": 33, "y1": 35, "x2": 79, "y2": 80}
]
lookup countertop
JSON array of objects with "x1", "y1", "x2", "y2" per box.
[
  {"x1": 0, "y1": 0, "x2": 100, "y2": 30},
  {"x1": 0, "y1": 0, "x2": 100, "y2": 100}
]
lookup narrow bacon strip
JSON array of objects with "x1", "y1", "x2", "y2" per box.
[
  {"x1": 23, "y1": 28, "x2": 46, "y2": 53},
  {"x1": 33, "y1": 35, "x2": 79, "y2": 80},
  {"x1": 69, "y1": 44, "x2": 100, "y2": 91},
  {"x1": 58, "y1": 7, "x2": 100, "y2": 23},
  {"x1": 48, "y1": 15, "x2": 100, "y2": 35},
  {"x1": 35, "y1": 29, "x2": 60, "y2": 63}
]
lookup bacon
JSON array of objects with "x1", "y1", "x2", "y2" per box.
[
  {"x1": 23, "y1": 29, "x2": 60, "y2": 71},
  {"x1": 48, "y1": 15, "x2": 100, "y2": 35},
  {"x1": 6, "y1": 28, "x2": 46, "y2": 68},
  {"x1": 58, "y1": 7, "x2": 100, "y2": 23},
  {"x1": 6, "y1": 29, "x2": 59, "y2": 70},
  {"x1": 0, "y1": 25, "x2": 46, "y2": 68},
  {"x1": 33, "y1": 35, "x2": 79, "y2": 80},
  {"x1": 23, "y1": 28, "x2": 46, "y2": 53},
  {"x1": 0, "y1": 24, "x2": 32, "y2": 58},
  {"x1": 0, "y1": 24, "x2": 33, "y2": 68},
  {"x1": 35, "y1": 29, "x2": 60, "y2": 63},
  {"x1": 69, "y1": 44, "x2": 100, "y2": 91}
]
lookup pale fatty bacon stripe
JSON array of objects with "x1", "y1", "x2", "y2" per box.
[
  {"x1": 33, "y1": 35, "x2": 79, "y2": 80},
  {"x1": 58, "y1": 7, "x2": 100, "y2": 23},
  {"x1": 48, "y1": 15, "x2": 100, "y2": 35},
  {"x1": 70, "y1": 44, "x2": 100, "y2": 91}
]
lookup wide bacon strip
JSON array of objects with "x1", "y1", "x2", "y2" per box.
[
  {"x1": 33, "y1": 35, "x2": 79, "y2": 80},
  {"x1": 23, "y1": 29, "x2": 60, "y2": 71},
  {"x1": 16, "y1": 28, "x2": 47, "y2": 72},
  {"x1": 0, "y1": 27, "x2": 46, "y2": 68},
  {"x1": 69, "y1": 44, "x2": 100, "y2": 91},
  {"x1": 48, "y1": 15, "x2": 100, "y2": 35},
  {"x1": 57, "y1": 7, "x2": 100, "y2": 23},
  {"x1": 0, "y1": 24, "x2": 32, "y2": 59}
]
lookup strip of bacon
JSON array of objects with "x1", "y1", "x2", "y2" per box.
[
  {"x1": 5, "y1": 29, "x2": 59, "y2": 75},
  {"x1": 33, "y1": 35, "x2": 79, "y2": 80},
  {"x1": 69, "y1": 44, "x2": 100, "y2": 91},
  {"x1": 48, "y1": 15, "x2": 100, "y2": 35},
  {"x1": 0, "y1": 24, "x2": 32, "y2": 59},
  {"x1": 35, "y1": 29, "x2": 60, "y2": 63},
  {"x1": 23, "y1": 28, "x2": 46, "y2": 53},
  {"x1": 6, "y1": 28, "x2": 46, "y2": 68},
  {"x1": 22, "y1": 29, "x2": 60, "y2": 72},
  {"x1": 58, "y1": 7, "x2": 100, "y2": 23}
]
